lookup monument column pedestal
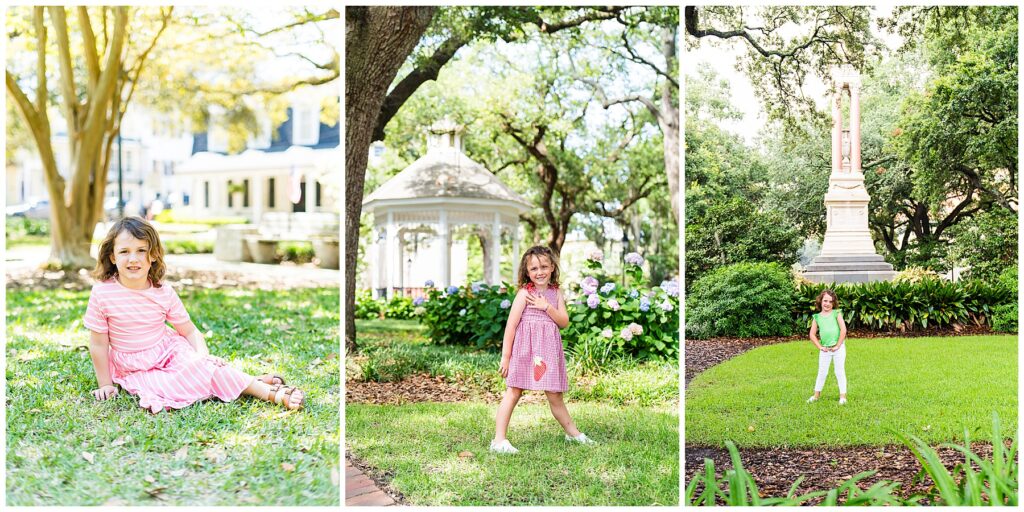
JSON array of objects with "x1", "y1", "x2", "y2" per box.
[{"x1": 804, "y1": 66, "x2": 895, "y2": 284}]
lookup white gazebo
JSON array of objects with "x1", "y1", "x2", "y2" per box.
[{"x1": 363, "y1": 120, "x2": 531, "y2": 298}]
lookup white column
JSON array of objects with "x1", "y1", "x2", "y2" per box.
[
  {"x1": 305, "y1": 173, "x2": 316, "y2": 213},
  {"x1": 397, "y1": 231, "x2": 405, "y2": 294},
  {"x1": 386, "y1": 211, "x2": 398, "y2": 300},
  {"x1": 831, "y1": 91, "x2": 842, "y2": 175},
  {"x1": 511, "y1": 222, "x2": 520, "y2": 285},
  {"x1": 850, "y1": 85, "x2": 862, "y2": 174},
  {"x1": 252, "y1": 176, "x2": 264, "y2": 223},
  {"x1": 490, "y1": 212, "x2": 502, "y2": 284},
  {"x1": 370, "y1": 226, "x2": 381, "y2": 297},
  {"x1": 439, "y1": 210, "x2": 451, "y2": 287}
]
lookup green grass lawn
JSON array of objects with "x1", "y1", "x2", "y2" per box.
[
  {"x1": 6, "y1": 287, "x2": 340, "y2": 506},
  {"x1": 347, "y1": 402, "x2": 678, "y2": 505},
  {"x1": 347, "y1": 319, "x2": 679, "y2": 505},
  {"x1": 685, "y1": 335, "x2": 1017, "y2": 448}
]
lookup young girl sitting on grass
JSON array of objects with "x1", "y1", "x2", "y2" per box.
[
  {"x1": 84, "y1": 216, "x2": 305, "y2": 413},
  {"x1": 807, "y1": 289, "x2": 848, "y2": 405},
  {"x1": 491, "y1": 245, "x2": 594, "y2": 454}
]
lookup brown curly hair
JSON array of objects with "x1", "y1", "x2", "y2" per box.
[
  {"x1": 92, "y1": 216, "x2": 166, "y2": 288},
  {"x1": 517, "y1": 245, "x2": 560, "y2": 289},
  {"x1": 815, "y1": 289, "x2": 839, "y2": 311}
]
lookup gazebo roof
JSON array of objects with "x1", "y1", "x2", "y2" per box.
[{"x1": 363, "y1": 122, "x2": 531, "y2": 215}]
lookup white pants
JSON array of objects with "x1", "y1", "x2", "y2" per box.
[{"x1": 814, "y1": 344, "x2": 847, "y2": 394}]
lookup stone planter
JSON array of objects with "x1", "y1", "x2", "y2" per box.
[
  {"x1": 312, "y1": 238, "x2": 340, "y2": 269},
  {"x1": 245, "y1": 237, "x2": 278, "y2": 264},
  {"x1": 214, "y1": 225, "x2": 258, "y2": 262}
]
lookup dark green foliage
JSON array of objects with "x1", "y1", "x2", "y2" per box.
[
  {"x1": 354, "y1": 289, "x2": 385, "y2": 320},
  {"x1": 794, "y1": 279, "x2": 1014, "y2": 331},
  {"x1": 6, "y1": 217, "x2": 50, "y2": 238},
  {"x1": 384, "y1": 295, "x2": 416, "y2": 320},
  {"x1": 948, "y1": 209, "x2": 1018, "y2": 281},
  {"x1": 276, "y1": 241, "x2": 314, "y2": 264},
  {"x1": 687, "y1": 262, "x2": 796, "y2": 339},
  {"x1": 991, "y1": 266, "x2": 1018, "y2": 333},
  {"x1": 163, "y1": 239, "x2": 214, "y2": 254},
  {"x1": 419, "y1": 283, "x2": 516, "y2": 349}
]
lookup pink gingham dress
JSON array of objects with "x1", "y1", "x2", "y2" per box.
[
  {"x1": 83, "y1": 278, "x2": 254, "y2": 413},
  {"x1": 506, "y1": 284, "x2": 568, "y2": 392}
]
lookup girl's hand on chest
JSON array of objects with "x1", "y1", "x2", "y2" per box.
[{"x1": 525, "y1": 293, "x2": 551, "y2": 311}]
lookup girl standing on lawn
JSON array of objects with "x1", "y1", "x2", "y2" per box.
[
  {"x1": 491, "y1": 245, "x2": 593, "y2": 454},
  {"x1": 807, "y1": 289, "x2": 848, "y2": 405},
  {"x1": 84, "y1": 216, "x2": 305, "y2": 413}
]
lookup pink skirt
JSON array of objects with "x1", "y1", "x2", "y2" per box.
[
  {"x1": 109, "y1": 333, "x2": 253, "y2": 413},
  {"x1": 506, "y1": 320, "x2": 568, "y2": 392}
]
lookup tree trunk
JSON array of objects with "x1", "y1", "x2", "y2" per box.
[
  {"x1": 345, "y1": 6, "x2": 435, "y2": 354},
  {"x1": 659, "y1": 26, "x2": 681, "y2": 223}
]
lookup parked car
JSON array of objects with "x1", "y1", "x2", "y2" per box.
[{"x1": 6, "y1": 199, "x2": 50, "y2": 219}]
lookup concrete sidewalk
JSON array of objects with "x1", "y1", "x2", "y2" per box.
[{"x1": 5, "y1": 244, "x2": 339, "y2": 288}]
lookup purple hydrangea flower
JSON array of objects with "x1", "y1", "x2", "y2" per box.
[
  {"x1": 446, "y1": 286, "x2": 459, "y2": 295},
  {"x1": 608, "y1": 299, "x2": 621, "y2": 311},
  {"x1": 500, "y1": 299, "x2": 511, "y2": 309},
  {"x1": 424, "y1": 280, "x2": 435, "y2": 288},
  {"x1": 620, "y1": 327, "x2": 634, "y2": 341},
  {"x1": 659, "y1": 299, "x2": 674, "y2": 312},
  {"x1": 629, "y1": 289, "x2": 639, "y2": 299},
  {"x1": 660, "y1": 279, "x2": 680, "y2": 298},
  {"x1": 471, "y1": 281, "x2": 485, "y2": 293},
  {"x1": 639, "y1": 297, "x2": 651, "y2": 312},
  {"x1": 601, "y1": 328, "x2": 614, "y2": 338},
  {"x1": 413, "y1": 297, "x2": 425, "y2": 306},
  {"x1": 581, "y1": 276, "x2": 599, "y2": 295},
  {"x1": 600, "y1": 282, "x2": 616, "y2": 294},
  {"x1": 587, "y1": 294, "x2": 600, "y2": 309},
  {"x1": 624, "y1": 252, "x2": 644, "y2": 266}
]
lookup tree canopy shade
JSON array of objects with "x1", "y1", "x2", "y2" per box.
[
  {"x1": 6, "y1": 6, "x2": 339, "y2": 268},
  {"x1": 686, "y1": 5, "x2": 1017, "y2": 279},
  {"x1": 344, "y1": 6, "x2": 678, "y2": 351},
  {"x1": 685, "y1": 5, "x2": 878, "y2": 131}
]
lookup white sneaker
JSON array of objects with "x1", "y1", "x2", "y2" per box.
[
  {"x1": 806, "y1": 395, "x2": 819, "y2": 403},
  {"x1": 489, "y1": 439, "x2": 519, "y2": 454},
  {"x1": 566, "y1": 433, "x2": 595, "y2": 444},
  {"x1": 839, "y1": 397, "x2": 847, "y2": 405}
]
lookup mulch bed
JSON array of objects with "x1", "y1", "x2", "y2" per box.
[
  {"x1": 685, "y1": 441, "x2": 1013, "y2": 505},
  {"x1": 5, "y1": 266, "x2": 329, "y2": 291},
  {"x1": 685, "y1": 325, "x2": 1007, "y2": 504},
  {"x1": 345, "y1": 373, "x2": 553, "y2": 406}
]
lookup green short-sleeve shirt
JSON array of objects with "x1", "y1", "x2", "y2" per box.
[{"x1": 814, "y1": 309, "x2": 842, "y2": 347}]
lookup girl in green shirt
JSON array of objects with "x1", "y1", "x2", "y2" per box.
[{"x1": 807, "y1": 289, "x2": 848, "y2": 404}]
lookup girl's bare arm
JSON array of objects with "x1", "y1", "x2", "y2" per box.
[
  {"x1": 499, "y1": 290, "x2": 528, "y2": 376},
  {"x1": 174, "y1": 321, "x2": 210, "y2": 356},
  {"x1": 835, "y1": 313, "x2": 848, "y2": 348},
  {"x1": 546, "y1": 289, "x2": 570, "y2": 329},
  {"x1": 89, "y1": 330, "x2": 117, "y2": 399},
  {"x1": 809, "y1": 318, "x2": 824, "y2": 350}
]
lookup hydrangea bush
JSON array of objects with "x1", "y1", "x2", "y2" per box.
[
  {"x1": 416, "y1": 253, "x2": 680, "y2": 364},
  {"x1": 419, "y1": 281, "x2": 516, "y2": 349},
  {"x1": 563, "y1": 253, "x2": 680, "y2": 363}
]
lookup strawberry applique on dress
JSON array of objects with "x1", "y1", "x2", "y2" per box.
[{"x1": 533, "y1": 356, "x2": 547, "y2": 381}]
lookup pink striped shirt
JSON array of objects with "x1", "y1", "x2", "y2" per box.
[{"x1": 83, "y1": 278, "x2": 191, "y2": 352}]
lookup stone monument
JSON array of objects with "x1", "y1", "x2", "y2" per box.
[{"x1": 803, "y1": 65, "x2": 896, "y2": 283}]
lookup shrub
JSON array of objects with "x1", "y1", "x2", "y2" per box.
[
  {"x1": 894, "y1": 266, "x2": 942, "y2": 283},
  {"x1": 562, "y1": 255, "x2": 680, "y2": 361},
  {"x1": 687, "y1": 262, "x2": 795, "y2": 339},
  {"x1": 6, "y1": 217, "x2": 50, "y2": 239},
  {"x1": 991, "y1": 266, "x2": 1018, "y2": 333},
  {"x1": 153, "y1": 210, "x2": 249, "y2": 226},
  {"x1": 277, "y1": 241, "x2": 314, "y2": 263},
  {"x1": 163, "y1": 239, "x2": 214, "y2": 254},
  {"x1": 385, "y1": 296, "x2": 416, "y2": 320},
  {"x1": 419, "y1": 254, "x2": 680, "y2": 361},
  {"x1": 420, "y1": 282, "x2": 516, "y2": 349},
  {"x1": 354, "y1": 290, "x2": 384, "y2": 320},
  {"x1": 795, "y1": 279, "x2": 1013, "y2": 332}
]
